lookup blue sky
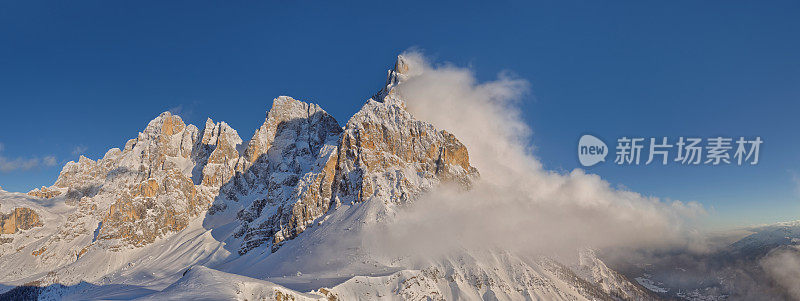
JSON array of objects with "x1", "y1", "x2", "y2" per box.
[{"x1": 1, "y1": 1, "x2": 798, "y2": 228}]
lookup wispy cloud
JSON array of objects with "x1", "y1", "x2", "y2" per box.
[
  {"x1": 0, "y1": 156, "x2": 57, "y2": 172},
  {"x1": 0, "y1": 142, "x2": 57, "y2": 172},
  {"x1": 789, "y1": 170, "x2": 800, "y2": 197},
  {"x1": 72, "y1": 145, "x2": 88, "y2": 156},
  {"x1": 794, "y1": 174, "x2": 800, "y2": 196},
  {"x1": 43, "y1": 156, "x2": 57, "y2": 166},
  {"x1": 168, "y1": 105, "x2": 184, "y2": 115},
  {"x1": 167, "y1": 101, "x2": 198, "y2": 119}
]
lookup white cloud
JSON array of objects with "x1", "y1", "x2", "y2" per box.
[
  {"x1": 168, "y1": 105, "x2": 184, "y2": 115},
  {"x1": 72, "y1": 145, "x2": 88, "y2": 156},
  {"x1": 0, "y1": 157, "x2": 41, "y2": 172},
  {"x1": 167, "y1": 102, "x2": 197, "y2": 119},
  {"x1": 761, "y1": 246, "x2": 800, "y2": 299},
  {"x1": 362, "y1": 50, "x2": 707, "y2": 261},
  {"x1": 43, "y1": 156, "x2": 57, "y2": 166},
  {"x1": 0, "y1": 143, "x2": 57, "y2": 172}
]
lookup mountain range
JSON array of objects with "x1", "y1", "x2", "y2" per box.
[{"x1": 2, "y1": 55, "x2": 790, "y2": 300}]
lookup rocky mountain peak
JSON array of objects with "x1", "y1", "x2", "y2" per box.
[
  {"x1": 198, "y1": 117, "x2": 240, "y2": 148},
  {"x1": 394, "y1": 54, "x2": 410, "y2": 74},
  {"x1": 238, "y1": 96, "x2": 339, "y2": 172},
  {"x1": 375, "y1": 55, "x2": 414, "y2": 102},
  {"x1": 141, "y1": 111, "x2": 185, "y2": 136}
]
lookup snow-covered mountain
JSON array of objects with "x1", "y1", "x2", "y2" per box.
[
  {"x1": 0, "y1": 56, "x2": 655, "y2": 300},
  {"x1": 622, "y1": 220, "x2": 800, "y2": 300},
  {"x1": 725, "y1": 220, "x2": 800, "y2": 260}
]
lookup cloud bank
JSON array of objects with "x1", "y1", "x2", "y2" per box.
[
  {"x1": 365, "y1": 50, "x2": 707, "y2": 262},
  {"x1": 761, "y1": 246, "x2": 800, "y2": 299}
]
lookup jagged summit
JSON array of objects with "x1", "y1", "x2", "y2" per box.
[
  {"x1": 375, "y1": 54, "x2": 413, "y2": 102},
  {"x1": 237, "y1": 96, "x2": 340, "y2": 173},
  {"x1": 142, "y1": 111, "x2": 187, "y2": 134},
  {"x1": 394, "y1": 54, "x2": 410, "y2": 74}
]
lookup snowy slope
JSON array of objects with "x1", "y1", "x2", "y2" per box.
[{"x1": 134, "y1": 267, "x2": 321, "y2": 301}]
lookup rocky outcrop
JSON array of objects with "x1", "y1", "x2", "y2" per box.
[
  {"x1": 54, "y1": 155, "x2": 107, "y2": 190},
  {"x1": 27, "y1": 186, "x2": 62, "y2": 199},
  {"x1": 0, "y1": 207, "x2": 43, "y2": 234},
  {"x1": 97, "y1": 169, "x2": 202, "y2": 247},
  {"x1": 195, "y1": 118, "x2": 242, "y2": 188}
]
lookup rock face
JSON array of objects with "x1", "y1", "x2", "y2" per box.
[
  {"x1": 333, "y1": 95, "x2": 478, "y2": 205},
  {"x1": 0, "y1": 207, "x2": 43, "y2": 234},
  {"x1": 225, "y1": 96, "x2": 343, "y2": 254},
  {"x1": 195, "y1": 118, "x2": 243, "y2": 188}
]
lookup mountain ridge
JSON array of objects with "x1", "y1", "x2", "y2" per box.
[{"x1": 0, "y1": 55, "x2": 654, "y2": 300}]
